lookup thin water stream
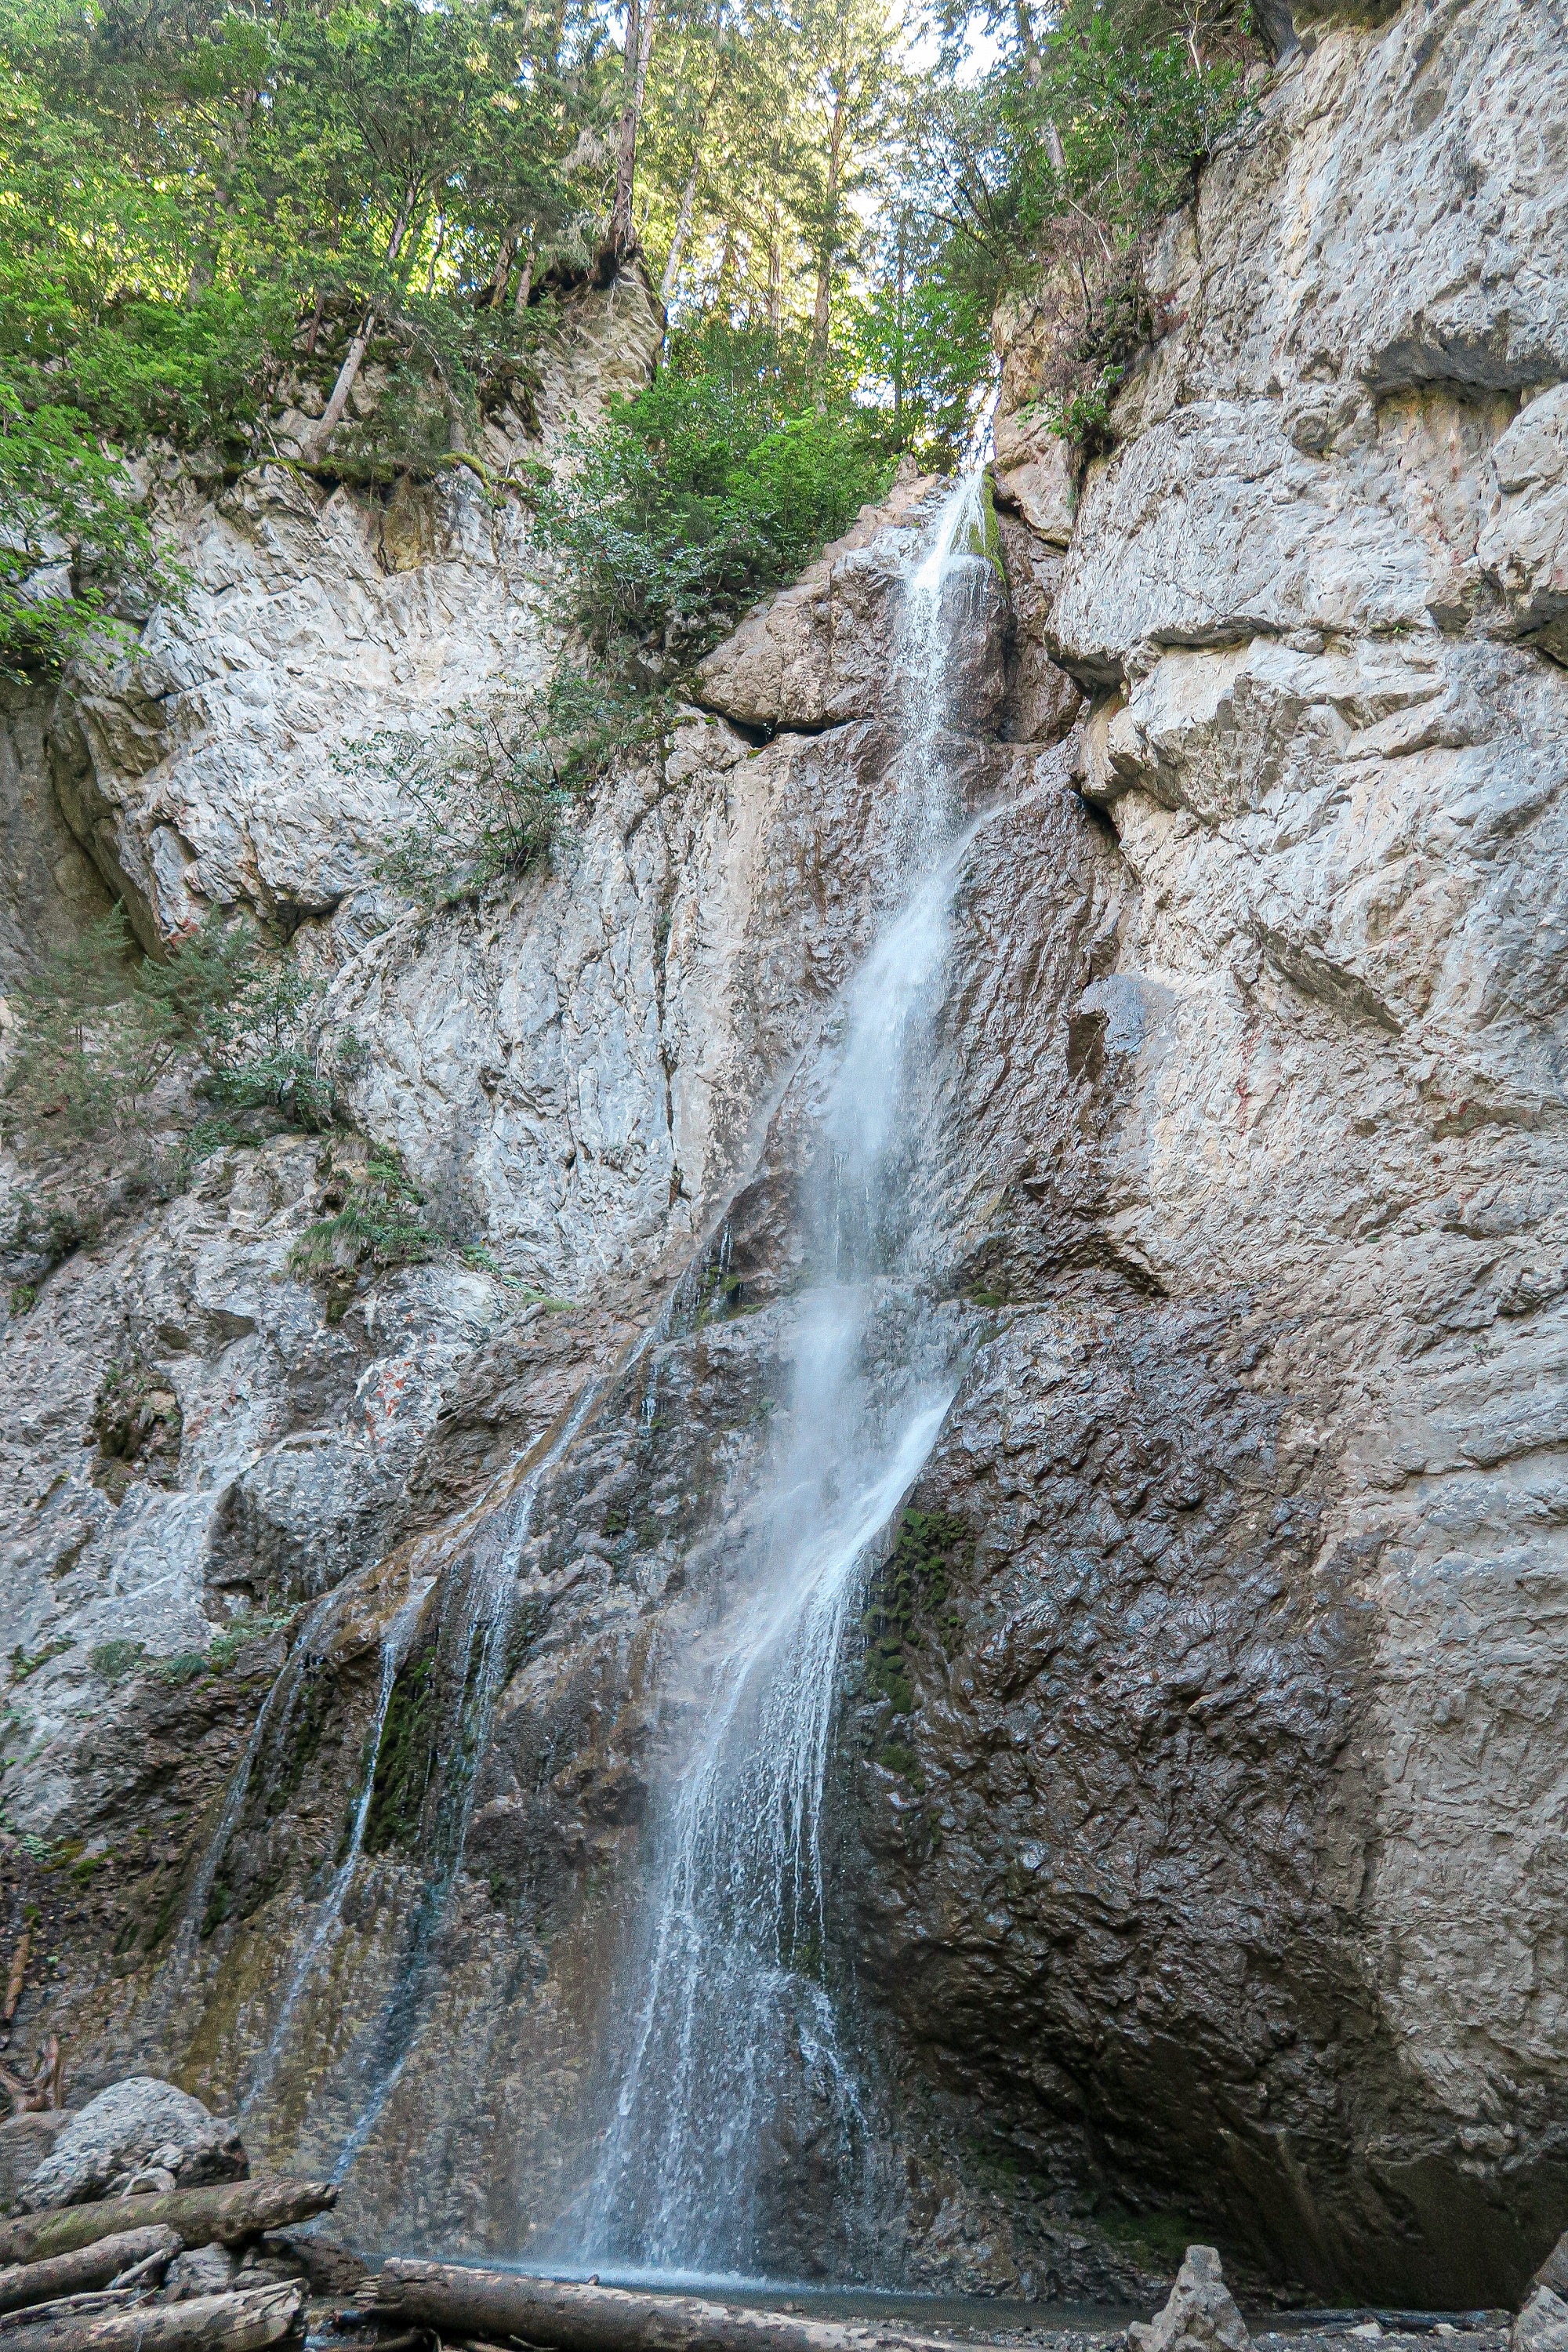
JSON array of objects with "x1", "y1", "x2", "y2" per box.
[
  {"x1": 330, "y1": 1364, "x2": 626, "y2": 2180},
  {"x1": 579, "y1": 476, "x2": 993, "y2": 2278},
  {"x1": 240, "y1": 1581, "x2": 430, "y2": 2122}
]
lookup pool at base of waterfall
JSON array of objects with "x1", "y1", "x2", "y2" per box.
[{"x1": 358, "y1": 2267, "x2": 1512, "y2": 2345}]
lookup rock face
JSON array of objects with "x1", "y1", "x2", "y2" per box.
[
  {"x1": 23, "y1": 2077, "x2": 245, "y2": 2209},
  {"x1": 1516, "y1": 2294, "x2": 1568, "y2": 2352},
  {"x1": 1128, "y1": 2247, "x2": 1252, "y2": 2352},
  {"x1": 5, "y1": 0, "x2": 1568, "y2": 2316}
]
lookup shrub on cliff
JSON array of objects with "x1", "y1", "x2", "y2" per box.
[
  {"x1": 2, "y1": 905, "x2": 339, "y2": 1157},
  {"x1": 535, "y1": 321, "x2": 894, "y2": 670},
  {"x1": 350, "y1": 667, "x2": 669, "y2": 909}
]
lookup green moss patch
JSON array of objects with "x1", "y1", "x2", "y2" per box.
[{"x1": 363, "y1": 1650, "x2": 437, "y2": 1855}]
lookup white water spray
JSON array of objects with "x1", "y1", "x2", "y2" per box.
[{"x1": 581, "y1": 475, "x2": 993, "y2": 2279}]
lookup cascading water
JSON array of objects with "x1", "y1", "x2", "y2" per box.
[
  {"x1": 239, "y1": 1581, "x2": 430, "y2": 2122},
  {"x1": 579, "y1": 474, "x2": 993, "y2": 2282},
  {"x1": 328, "y1": 1364, "x2": 626, "y2": 2180}
]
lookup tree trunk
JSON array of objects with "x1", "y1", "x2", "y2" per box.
[
  {"x1": 1014, "y1": 0, "x2": 1042, "y2": 82},
  {"x1": 0, "y1": 2282, "x2": 300, "y2": 2352},
  {"x1": 514, "y1": 230, "x2": 535, "y2": 318},
  {"x1": 767, "y1": 201, "x2": 782, "y2": 332},
  {"x1": 487, "y1": 228, "x2": 517, "y2": 307},
  {"x1": 811, "y1": 96, "x2": 846, "y2": 361},
  {"x1": 611, "y1": 0, "x2": 659, "y2": 257},
  {"x1": 660, "y1": 46, "x2": 720, "y2": 307},
  {"x1": 892, "y1": 214, "x2": 906, "y2": 448},
  {"x1": 369, "y1": 2263, "x2": 984, "y2": 2352},
  {"x1": 3, "y1": 1933, "x2": 29, "y2": 2024},
  {"x1": 303, "y1": 189, "x2": 418, "y2": 461},
  {"x1": 303, "y1": 310, "x2": 375, "y2": 459},
  {"x1": 423, "y1": 214, "x2": 447, "y2": 297},
  {"x1": 0, "y1": 2180, "x2": 336, "y2": 2271},
  {"x1": 0, "y1": 2227, "x2": 180, "y2": 2315}
]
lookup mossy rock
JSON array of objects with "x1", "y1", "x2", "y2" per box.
[{"x1": 965, "y1": 473, "x2": 1004, "y2": 573}]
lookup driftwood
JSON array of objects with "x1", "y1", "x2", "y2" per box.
[
  {"x1": 371, "y1": 2262, "x2": 985, "y2": 2352},
  {"x1": 2, "y1": 1936, "x2": 27, "y2": 2027},
  {"x1": 0, "y1": 2227, "x2": 181, "y2": 2314},
  {"x1": 0, "y1": 2179, "x2": 335, "y2": 2270},
  {"x1": 0, "y1": 2280, "x2": 301, "y2": 2352},
  {"x1": 0, "y1": 2038, "x2": 64, "y2": 2118},
  {"x1": 0, "y1": 2288, "x2": 140, "y2": 2336}
]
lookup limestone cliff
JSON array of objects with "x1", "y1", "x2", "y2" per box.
[{"x1": 3, "y1": 0, "x2": 1567, "y2": 2314}]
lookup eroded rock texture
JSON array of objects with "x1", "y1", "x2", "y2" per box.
[{"x1": 3, "y1": 0, "x2": 1567, "y2": 2314}]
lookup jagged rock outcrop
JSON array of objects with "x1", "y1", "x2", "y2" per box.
[
  {"x1": 1128, "y1": 2247, "x2": 1252, "y2": 2352},
  {"x1": 846, "y1": 0, "x2": 1568, "y2": 2309},
  {"x1": 5, "y1": 0, "x2": 1568, "y2": 2315}
]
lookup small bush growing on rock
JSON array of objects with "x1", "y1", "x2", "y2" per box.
[
  {"x1": 2, "y1": 905, "x2": 338, "y2": 1160},
  {"x1": 358, "y1": 669, "x2": 669, "y2": 909},
  {"x1": 289, "y1": 1140, "x2": 444, "y2": 1316},
  {"x1": 533, "y1": 321, "x2": 894, "y2": 672},
  {"x1": 89, "y1": 1639, "x2": 146, "y2": 1683},
  {"x1": 89, "y1": 1356, "x2": 183, "y2": 1499}
]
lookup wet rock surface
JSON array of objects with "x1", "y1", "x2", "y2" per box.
[{"x1": 2, "y1": 0, "x2": 1568, "y2": 2317}]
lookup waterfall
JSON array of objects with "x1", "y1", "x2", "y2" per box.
[
  {"x1": 329, "y1": 1363, "x2": 622, "y2": 2181},
  {"x1": 239, "y1": 1580, "x2": 430, "y2": 2122},
  {"x1": 579, "y1": 474, "x2": 992, "y2": 2282}
]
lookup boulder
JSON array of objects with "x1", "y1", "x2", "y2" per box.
[
  {"x1": 163, "y1": 2244, "x2": 239, "y2": 2301},
  {"x1": 1515, "y1": 2289, "x2": 1568, "y2": 2352},
  {"x1": 21, "y1": 2081, "x2": 246, "y2": 2211},
  {"x1": 0, "y1": 2114, "x2": 73, "y2": 2218},
  {"x1": 1128, "y1": 2247, "x2": 1252, "y2": 2352},
  {"x1": 1537, "y1": 2234, "x2": 1568, "y2": 2299}
]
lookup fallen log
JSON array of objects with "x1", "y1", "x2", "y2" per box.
[
  {"x1": 0, "y1": 2280, "x2": 300, "y2": 2352},
  {"x1": 0, "y1": 2179, "x2": 335, "y2": 2269},
  {"x1": 2, "y1": 1935, "x2": 28, "y2": 2027},
  {"x1": 370, "y1": 2261, "x2": 989, "y2": 2352},
  {"x1": 0, "y1": 2227, "x2": 181, "y2": 2314},
  {"x1": 0, "y1": 2289, "x2": 140, "y2": 2336}
]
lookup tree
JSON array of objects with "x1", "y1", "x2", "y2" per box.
[
  {"x1": 267, "y1": 0, "x2": 499, "y2": 456},
  {"x1": 797, "y1": 0, "x2": 898, "y2": 366},
  {"x1": 610, "y1": 0, "x2": 660, "y2": 258}
]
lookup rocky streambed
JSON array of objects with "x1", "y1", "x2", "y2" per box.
[{"x1": 0, "y1": 2082, "x2": 1541, "y2": 2352}]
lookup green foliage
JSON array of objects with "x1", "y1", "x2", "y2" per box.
[
  {"x1": 207, "y1": 1612, "x2": 295, "y2": 1673},
  {"x1": 876, "y1": 1738, "x2": 924, "y2": 1789},
  {"x1": 2, "y1": 903, "x2": 336, "y2": 1156},
  {"x1": 89, "y1": 1639, "x2": 147, "y2": 1684},
  {"x1": 200, "y1": 1878, "x2": 233, "y2": 1938},
  {"x1": 0, "y1": 380, "x2": 166, "y2": 673},
  {"x1": 363, "y1": 1649, "x2": 435, "y2": 1854},
  {"x1": 150, "y1": 1650, "x2": 209, "y2": 1686},
  {"x1": 851, "y1": 216, "x2": 996, "y2": 469},
  {"x1": 1097, "y1": 2202, "x2": 1195, "y2": 2270},
  {"x1": 361, "y1": 666, "x2": 666, "y2": 908},
  {"x1": 905, "y1": 0, "x2": 1256, "y2": 441},
  {"x1": 535, "y1": 322, "x2": 894, "y2": 670},
  {"x1": 288, "y1": 1142, "x2": 442, "y2": 1299},
  {"x1": 90, "y1": 1355, "x2": 183, "y2": 1497},
  {"x1": 9, "y1": 1639, "x2": 74, "y2": 1682},
  {"x1": 861, "y1": 1505, "x2": 971, "y2": 1719}
]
